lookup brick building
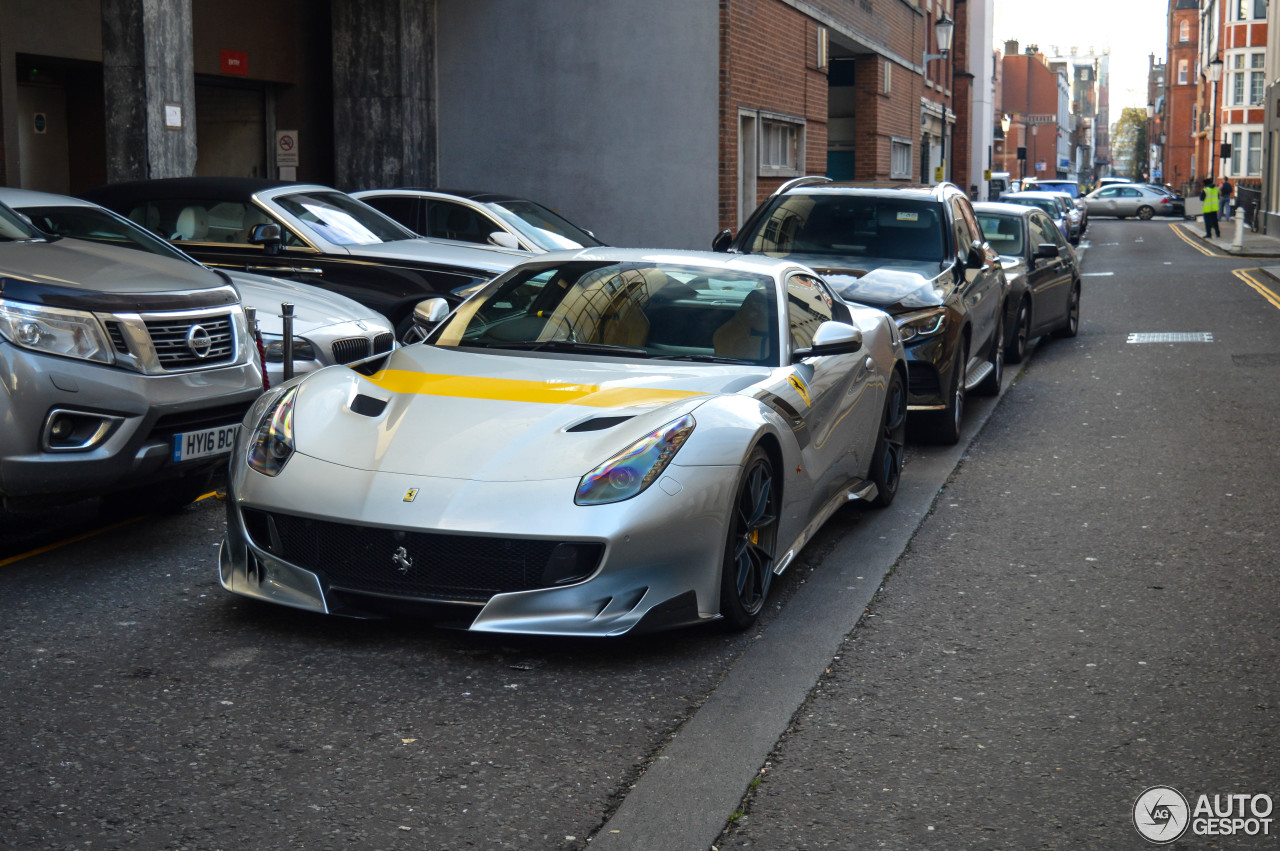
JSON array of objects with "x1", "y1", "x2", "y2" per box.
[
  {"x1": 1165, "y1": 0, "x2": 1200, "y2": 193},
  {"x1": 996, "y1": 42, "x2": 1070, "y2": 182}
]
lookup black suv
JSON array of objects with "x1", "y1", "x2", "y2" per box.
[{"x1": 715, "y1": 178, "x2": 1007, "y2": 444}]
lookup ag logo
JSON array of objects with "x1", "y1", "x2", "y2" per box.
[{"x1": 1134, "y1": 785, "x2": 1190, "y2": 844}]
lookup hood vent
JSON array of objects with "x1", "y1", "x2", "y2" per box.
[
  {"x1": 567, "y1": 415, "x2": 634, "y2": 433},
  {"x1": 349, "y1": 394, "x2": 388, "y2": 418}
]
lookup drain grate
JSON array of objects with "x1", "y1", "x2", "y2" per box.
[{"x1": 1126, "y1": 332, "x2": 1214, "y2": 344}]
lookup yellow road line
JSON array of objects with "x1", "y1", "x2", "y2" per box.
[
  {"x1": 1168, "y1": 223, "x2": 1221, "y2": 256},
  {"x1": 1232, "y1": 268, "x2": 1280, "y2": 310},
  {"x1": 0, "y1": 516, "x2": 141, "y2": 568}
]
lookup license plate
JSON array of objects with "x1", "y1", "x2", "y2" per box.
[{"x1": 173, "y1": 424, "x2": 239, "y2": 462}]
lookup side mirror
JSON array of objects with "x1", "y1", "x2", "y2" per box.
[
  {"x1": 487, "y1": 231, "x2": 523, "y2": 250},
  {"x1": 966, "y1": 240, "x2": 988, "y2": 269},
  {"x1": 791, "y1": 321, "x2": 862, "y2": 360},
  {"x1": 712, "y1": 228, "x2": 734, "y2": 253},
  {"x1": 1035, "y1": 243, "x2": 1060, "y2": 260},
  {"x1": 414, "y1": 297, "x2": 451, "y2": 327},
  {"x1": 250, "y1": 222, "x2": 283, "y2": 255}
]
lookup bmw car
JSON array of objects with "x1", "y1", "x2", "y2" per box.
[{"x1": 219, "y1": 250, "x2": 907, "y2": 636}]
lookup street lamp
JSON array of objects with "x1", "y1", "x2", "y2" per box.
[
  {"x1": 922, "y1": 14, "x2": 955, "y2": 185},
  {"x1": 1206, "y1": 55, "x2": 1224, "y2": 182}
]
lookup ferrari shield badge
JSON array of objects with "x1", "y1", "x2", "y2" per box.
[
  {"x1": 788, "y1": 375, "x2": 812, "y2": 407},
  {"x1": 403, "y1": 487, "x2": 419, "y2": 503}
]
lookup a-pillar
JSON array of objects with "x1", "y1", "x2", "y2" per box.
[
  {"x1": 101, "y1": 0, "x2": 197, "y2": 182},
  {"x1": 331, "y1": 0, "x2": 435, "y2": 190}
]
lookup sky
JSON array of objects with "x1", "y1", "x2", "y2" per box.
[{"x1": 993, "y1": 0, "x2": 1170, "y2": 115}]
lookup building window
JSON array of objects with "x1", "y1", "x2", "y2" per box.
[
  {"x1": 1179, "y1": 19, "x2": 1190, "y2": 42},
  {"x1": 1233, "y1": 55, "x2": 1246, "y2": 105},
  {"x1": 1178, "y1": 60, "x2": 1188, "y2": 85},
  {"x1": 1251, "y1": 53, "x2": 1265, "y2": 105},
  {"x1": 1248, "y1": 130, "x2": 1262, "y2": 175},
  {"x1": 1234, "y1": 0, "x2": 1267, "y2": 20},
  {"x1": 759, "y1": 114, "x2": 804, "y2": 177},
  {"x1": 884, "y1": 62, "x2": 892, "y2": 94},
  {"x1": 1231, "y1": 131, "x2": 1243, "y2": 175},
  {"x1": 890, "y1": 137, "x2": 913, "y2": 180}
]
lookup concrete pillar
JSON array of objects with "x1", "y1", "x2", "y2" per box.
[
  {"x1": 331, "y1": 0, "x2": 435, "y2": 190},
  {"x1": 101, "y1": 0, "x2": 197, "y2": 183}
]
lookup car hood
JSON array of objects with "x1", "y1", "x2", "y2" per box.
[
  {"x1": 346, "y1": 239, "x2": 526, "y2": 276},
  {"x1": 0, "y1": 237, "x2": 237, "y2": 310},
  {"x1": 226, "y1": 271, "x2": 387, "y2": 336},
  {"x1": 778, "y1": 255, "x2": 949, "y2": 313},
  {"x1": 287, "y1": 345, "x2": 768, "y2": 481}
]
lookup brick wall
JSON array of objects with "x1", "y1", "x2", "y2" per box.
[{"x1": 719, "y1": 0, "x2": 828, "y2": 230}]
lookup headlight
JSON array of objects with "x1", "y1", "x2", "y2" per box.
[
  {"x1": 246, "y1": 386, "x2": 298, "y2": 476},
  {"x1": 261, "y1": 334, "x2": 317, "y2": 362},
  {"x1": 575, "y1": 414, "x2": 695, "y2": 505},
  {"x1": 894, "y1": 308, "x2": 947, "y2": 343},
  {"x1": 0, "y1": 299, "x2": 112, "y2": 364}
]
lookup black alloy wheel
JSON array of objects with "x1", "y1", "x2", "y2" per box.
[
  {"x1": 719, "y1": 446, "x2": 779, "y2": 630},
  {"x1": 870, "y1": 370, "x2": 907, "y2": 508},
  {"x1": 1137, "y1": 205, "x2": 1155, "y2": 220},
  {"x1": 1006, "y1": 297, "x2": 1031, "y2": 364},
  {"x1": 1053, "y1": 280, "x2": 1081, "y2": 338}
]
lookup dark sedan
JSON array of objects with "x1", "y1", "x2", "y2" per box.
[
  {"x1": 81, "y1": 178, "x2": 527, "y2": 335},
  {"x1": 717, "y1": 178, "x2": 1006, "y2": 445},
  {"x1": 972, "y1": 202, "x2": 1081, "y2": 363}
]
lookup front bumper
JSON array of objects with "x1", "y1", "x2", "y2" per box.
[
  {"x1": 219, "y1": 447, "x2": 740, "y2": 636},
  {"x1": 903, "y1": 331, "x2": 954, "y2": 410},
  {"x1": 0, "y1": 343, "x2": 261, "y2": 502}
]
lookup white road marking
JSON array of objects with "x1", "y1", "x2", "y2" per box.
[{"x1": 1083, "y1": 272, "x2": 1115, "y2": 277}]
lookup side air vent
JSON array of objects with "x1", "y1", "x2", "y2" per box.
[
  {"x1": 567, "y1": 416, "x2": 634, "y2": 433},
  {"x1": 104, "y1": 321, "x2": 131, "y2": 355},
  {"x1": 350, "y1": 394, "x2": 388, "y2": 418}
]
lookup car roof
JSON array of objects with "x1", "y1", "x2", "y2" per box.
[
  {"x1": 0, "y1": 187, "x2": 99, "y2": 208},
  {"x1": 779, "y1": 180, "x2": 961, "y2": 202},
  {"x1": 972, "y1": 201, "x2": 1037, "y2": 217},
  {"x1": 356, "y1": 188, "x2": 526, "y2": 204}
]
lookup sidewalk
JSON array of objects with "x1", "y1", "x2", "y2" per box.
[{"x1": 1177, "y1": 212, "x2": 1280, "y2": 258}]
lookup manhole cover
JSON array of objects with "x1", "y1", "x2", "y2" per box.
[{"x1": 1126, "y1": 332, "x2": 1214, "y2": 344}]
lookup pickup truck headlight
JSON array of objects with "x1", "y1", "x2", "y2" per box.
[
  {"x1": 0, "y1": 299, "x2": 112, "y2": 364},
  {"x1": 575, "y1": 415, "x2": 695, "y2": 505},
  {"x1": 246, "y1": 386, "x2": 299, "y2": 476},
  {"x1": 894, "y1": 308, "x2": 947, "y2": 343}
]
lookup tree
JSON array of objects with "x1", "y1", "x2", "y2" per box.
[{"x1": 1111, "y1": 107, "x2": 1150, "y2": 180}]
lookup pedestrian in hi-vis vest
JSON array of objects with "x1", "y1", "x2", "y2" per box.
[{"x1": 1200, "y1": 178, "x2": 1220, "y2": 239}]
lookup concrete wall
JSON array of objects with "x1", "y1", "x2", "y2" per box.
[{"x1": 435, "y1": 0, "x2": 718, "y2": 250}]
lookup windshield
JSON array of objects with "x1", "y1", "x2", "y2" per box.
[
  {"x1": 1007, "y1": 197, "x2": 1059, "y2": 218},
  {"x1": 18, "y1": 204, "x2": 199, "y2": 263},
  {"x1": 741, "y1": 194, "x2": 945, "y2": 263},
  {"x1": 487, "y1": 200, "x2": 603, "y2": 251},
  {"x1": 975, "y1": 213, "x2": 1024, "y2": 258},
  {"x1": 1030, "y1": 181, "x2": 1080, "y2": 198},
  {"x1": 432, "y1": 260, "x2": 780, "y2": 365},
  {"x1": 0, "y1": 202, "x2": 44, "y2": 241},
  {"x1": 274, "y1": 191, "x2": 416, "y2": 246}
]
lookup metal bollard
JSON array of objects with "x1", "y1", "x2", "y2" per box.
[
  {"x1": 281, "y1": 302, "x2": 295, "y2": 381},
  {"x1": 1234, "y1": 208, "x2": 1246, "y2": 250}
]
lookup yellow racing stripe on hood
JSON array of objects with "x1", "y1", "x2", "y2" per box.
[{"x1": 363, "y1": 369, "x2": 707, "y2": 408}]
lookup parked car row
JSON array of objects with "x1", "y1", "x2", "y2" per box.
[{"x1": 3, "y1": 174, "x2": 1083, "y2": 638}]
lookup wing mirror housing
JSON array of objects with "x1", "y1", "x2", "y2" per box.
[
  {"x1": 712, "y1": 228, "x2": 734, "y2": 253},
  {"x1": 250, "y1": 222, "x2": 283, "y2": 255},
  {"x1": 1035, "y1": 243, "x2": 1060, "y2": 260},
  {"x1": 487, "y1": 231, "x2": 522, "y2": 250},
  {"x1": 791, "y1": 321, "x2": 862, "y2": 361},
  {"x1": 966, "y1": 239, "x2": 990, "y2": 269},
  {"x1": 403, "y1": 297, "x2": 451, "y2": 344}
]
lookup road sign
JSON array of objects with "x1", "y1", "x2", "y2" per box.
[{"x1": 276, "y1": 131, "x2": 299, "y2": 167}]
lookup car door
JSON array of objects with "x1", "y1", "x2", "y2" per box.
[
  {"x1": 775, "y1": 272, "x2": 877, "y2": 510},
  {"x1": 951, "y1": 196, "x2": 1003, "y2": 360},
  {"x1": 1025, "y1": 211, "x2": 1073, "y2": 336},
  {"x1": 1090, "y1": 187, "x2": 1117, "y2": 216}
]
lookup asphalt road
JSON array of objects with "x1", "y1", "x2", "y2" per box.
[
  {"x1": 2, "y1": 219, "x2": 1275, "y2": 850},
  {"x1": 720, "y1": 220, "x2": 1280, "y2": 849}
]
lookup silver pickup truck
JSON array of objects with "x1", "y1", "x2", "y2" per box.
[{"x1": 0, "y1": 199, "x2": 263, "y2": 528}]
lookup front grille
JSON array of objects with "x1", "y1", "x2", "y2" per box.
[
  {"x1": 242, "y1": 510, "x2": 604, "y2": 603},
  {"x1": 330, "y1": 336, "x2": 371, "y2": 364},
  {"x1": 372, "y1": 332, "x2": 394, "y2": 354},
  {"x1": 104, "y1": 321, "x2": 130, "y2": 355},
  {"x1": 149, "y1": 401, "x2": 252, "y2": 440},
  {"x1": 144, "y1": 314, "x2": 235, "y2": 369}
]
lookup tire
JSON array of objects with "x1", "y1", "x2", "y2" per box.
[
  {"x1": 917, "y1": 337, "x2": 967, "y2": 445},
  {"x1": 1006, "y1": 297, "x2": 1031, "y2": 364},
  {"x1": 869, "y1": 370, "x2": 907, "y2": 509},
  {"x1": 974, "y1": 312, "x2": 1004, "y2": 397},
  {"x1": 718, "y1": 446, "x2": 780, "y2": 630},
  {"x1": 1053, "y1": 280, "x2": 1081, "y2": 338},
  {"x1": 1137, "y1": 205, "x2": 1155, "y2": 221}
]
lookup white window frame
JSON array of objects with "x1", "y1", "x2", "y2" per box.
[
  {"x1": 890, "y1": 136, "x2": 913, "y2": 180},
  {"x1": 758, "y1": 112, "x2": 805, "y2": 178},
  {"x1": 1247, "y1": 129, "x2": 1263, "y2": 175},
  {"x1": 1178, "y1": 59, "x2": 1188, "y2": 85}
]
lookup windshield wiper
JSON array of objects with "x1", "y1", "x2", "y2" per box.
[
  {"x1": 649, "y1": 353, "x2": 753, "y2": 364},
  {"x1": 471, "y1": 340, "x2": 650, "y2": 356}
]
